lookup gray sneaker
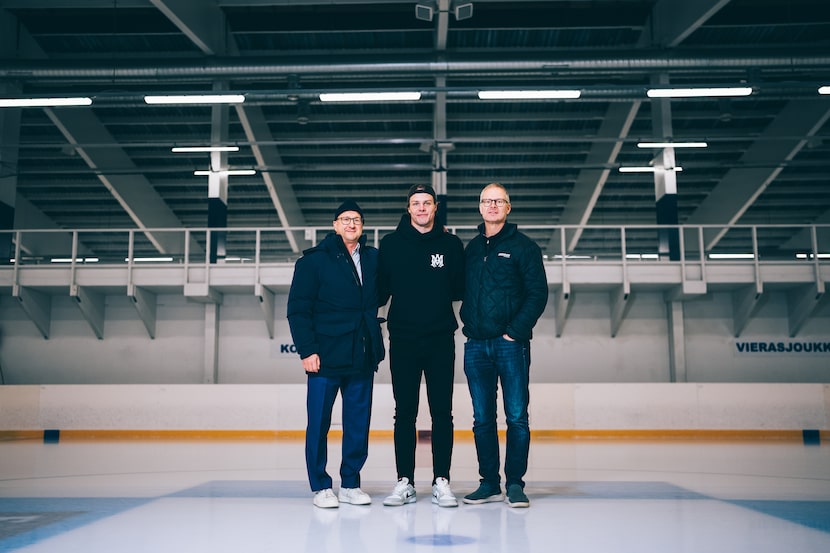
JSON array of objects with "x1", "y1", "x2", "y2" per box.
[
  {"x1": 506, "y1": 484, "x2": 530, "y2": 508},
  {"x1": 383, "y1": 477, "x2": 417, "y2": 506},
  {"x1": 431, "y1": 477, "x2": 458, "y2": 507},
  {"x1": 462, "y1": 482, "x2": 504, "y2": 504}
]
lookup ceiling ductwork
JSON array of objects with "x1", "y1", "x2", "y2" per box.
[{"x1": 1, "y1": 51, "x2": 829, "y2": 82}]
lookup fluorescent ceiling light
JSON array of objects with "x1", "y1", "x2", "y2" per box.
[
  {"x1": 795, "y1": 252, "x2": 830, "y2": 259},
  {"x1": 194, "y1": 169, "x2": 256, "y2": 176},
  {"x1": 819, "y1": 86, "x2": 830, "y2": 95},
  {"x1": 637, "y1": 141, "x2": 708, "y2": 148},
  {"x1": 172, "y1": 146, "x2": 240, "y2": 153},
  {"x1": 619, "y1": 166, "x2": 683, "y2": 173},
  {"x1": 144, "y1": 94, "x2": 245, "y2": 105},
  {"x1": 626, "y1": 253, "x2": 660, "y2": 260},
  {"x1": 51, "y1": 257, "x2": 99, "y2": 263},
  {"x1": 127, "y1": 257, "x2": 175, "y2": 262},
  {"x1": 0, "y1": 97, "x2": 92, "y2": 108},
  {"x1": 478, "y1": 90, "x2": 581, "y2": 100},
  {"x1": 708, "y1": 253, "x2": 755, "y2": 260},
  {"x1": 646, "y1": 87, "x2": 752, "y2": 98},
  {"x1": 319, "y1": 92, "x2": 421, "y2": 102}
]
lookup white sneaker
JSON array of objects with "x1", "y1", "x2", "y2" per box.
[
  {"x1": 383, "y1": 477, "x2": 417, "y2": 506},
  {"x1": 431, "y1": 477, "x2": 458, "y2": 507},
  {"x1": 338, "y1": 487, "x2": 372, "y2": 505},
  {"x1": 313, "y1": 488, "x2": 339, "y2": 509}
]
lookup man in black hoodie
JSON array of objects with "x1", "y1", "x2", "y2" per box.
[{"x1": 378, "y1": 184, "x2": 465, "y2": 508}]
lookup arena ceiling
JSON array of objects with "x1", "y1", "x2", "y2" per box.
[{"x1": 1, "y1": 0, "x2": 830, "y2": 261}]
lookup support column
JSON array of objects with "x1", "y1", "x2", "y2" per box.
[
  {"x1": 0, "y1": 13, "x2": 21, "y2": 264},
  {"x1": 207, "y1": 190, "x2": 227, "y2": 263},
  {"x1": 666, "y1": 300, "x2": 687, "y2": 382},
  {"x1": 431, "y1": 143, "x2": 453, "y2": 229},
  {"x1": 430, "y1": 74, "x2": 452, "y2": 229},
  {"x1": 651, "y1": 74, "x2": 680, "y2": 261},
  {"x1": 204, "y1": 303, "x2": 220, "y2": 383},
  {"x1": 0, "y1": 87, "x2": 21, "y2": 264},
  {"x1": 654, "y1": 149, "x2": 680, "y2": 261},
  {"x1": 207, "y1": 92, "x2": 230, "y2": 263}
]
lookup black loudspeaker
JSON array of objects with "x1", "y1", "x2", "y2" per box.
[
  {"x1": 415, "y1": 4, "x2": 434, "y2": 22},
  {"x1": 454, "y1": 3, "x2": 473, "y2": 20}
]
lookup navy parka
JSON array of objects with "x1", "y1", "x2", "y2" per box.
[{"x1": 287, "y1": 232, "x2": 385, "y2": 376}]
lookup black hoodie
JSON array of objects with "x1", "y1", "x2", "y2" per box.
[{"x1": 378, "y1": 214, "x2": 465, "y2": 340}]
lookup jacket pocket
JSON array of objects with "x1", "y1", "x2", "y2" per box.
[{"x1": 317, "y1": 322, "x2": 356, "y2": 368}]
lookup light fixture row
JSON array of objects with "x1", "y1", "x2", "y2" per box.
[
  {"x1": 193, "y1": 169, "x2": 256, "y2": 176},
  {"x1": 321, "y1": 86, "x2": 754, "y2": 101},
  {"x1": 0, "y1": 88, "x2": 806, "y2": 178},
  {"x1": 619, "y1": 166, "x2": 684, "y2": 173},
  {"x1": 173, "y1": 140, "x2": 704, "y2": 177},
  {"x1": 3, "y1": 85, "x2": 830, "y2": 108},
  {"x1": 171, "y1": 146, "x2": 240, "y2": 153},
  {"x1": 172, "y1": 141, "x2": 706, "y2": 152}
]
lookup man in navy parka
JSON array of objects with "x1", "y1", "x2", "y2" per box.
[{"x1": 287, "y1": 200, "x2": 385, "y2": 509}]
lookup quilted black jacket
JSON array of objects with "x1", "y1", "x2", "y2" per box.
[{"x1": 460, "y1": 222, "x2": 548, "y2": 341}]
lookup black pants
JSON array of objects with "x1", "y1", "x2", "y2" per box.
[{"x1": 389, "y1": 333, "x2": 455, "y2": 485}]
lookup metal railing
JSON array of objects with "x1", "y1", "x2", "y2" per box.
[{"x1": 2, "y1": 224, "x2": 828, "y2": 271}]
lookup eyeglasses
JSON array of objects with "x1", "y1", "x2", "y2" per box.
[
  {"x1": 480, "y1": 198, "x2": 509, "y2": 207},
  {"x1": 337, "y1": 216, "x2": 363, "y2": 225}
]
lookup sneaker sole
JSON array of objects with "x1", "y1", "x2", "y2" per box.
[
  {"x1": 462, "y1": 494, "x2": 504, "y2": 505},
  {"x1": 383, "y1": 495, "x2": 417, "y2": 506},
  {"x1": 506, "y1": 499, "x2": 530, "y2": 508},
  {"x1": 432, "y1": 497, "x2": 459, "y2": 507},
  {"x1": 339, "y1": 496, "x2": 372, "y2": 505}
]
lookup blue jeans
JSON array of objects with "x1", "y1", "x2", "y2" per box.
[
  {"x1": 463, "y1": 337, "x2": 530, "y2": 489},
  {"x1": 305, "y1": 372, "x2": 374, "y2": 492}
]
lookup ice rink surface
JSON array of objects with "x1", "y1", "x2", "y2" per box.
[{"x1": 1, "y1": 436, "x2": 829, "y2": 552}]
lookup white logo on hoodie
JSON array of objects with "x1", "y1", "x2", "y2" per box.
[{"x1": 430, "y1": 254, "x2": 444, "y2": 268}]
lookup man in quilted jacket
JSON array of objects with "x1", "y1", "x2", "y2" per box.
[{"x1": 460, "y1": 182, "x2": 548, "y2": 508}]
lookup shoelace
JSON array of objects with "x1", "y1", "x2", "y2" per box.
[{"x1": 394, "y1": 480, "x2": 411, "y2": 494}]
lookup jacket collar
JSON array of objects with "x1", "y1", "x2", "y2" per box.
[{"x1": 477, "y1": 221, "x2": 517, "y2": 242}]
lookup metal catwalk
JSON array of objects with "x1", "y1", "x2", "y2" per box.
[{"x1": 1, "y1": 437, "x2": 829, "y2": 552}]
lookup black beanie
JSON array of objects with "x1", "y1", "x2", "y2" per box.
[{"x1": 333, "y1": 200, "x2": 364, "y2": 221}]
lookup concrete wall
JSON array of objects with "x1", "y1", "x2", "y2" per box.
[{"x1": 1, "y1": 289, "x2": 828, "y2": 385}]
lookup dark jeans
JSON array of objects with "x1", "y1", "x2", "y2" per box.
[
  {"x1": 389, "y1": 333, "x2": 455, "y2": 484},
  {"x1": 305, "y1": 372, "x2": 374, "y2": 492},
  {"x1": 463, "y1": 336, "x2": 530, "y2": 489}
]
